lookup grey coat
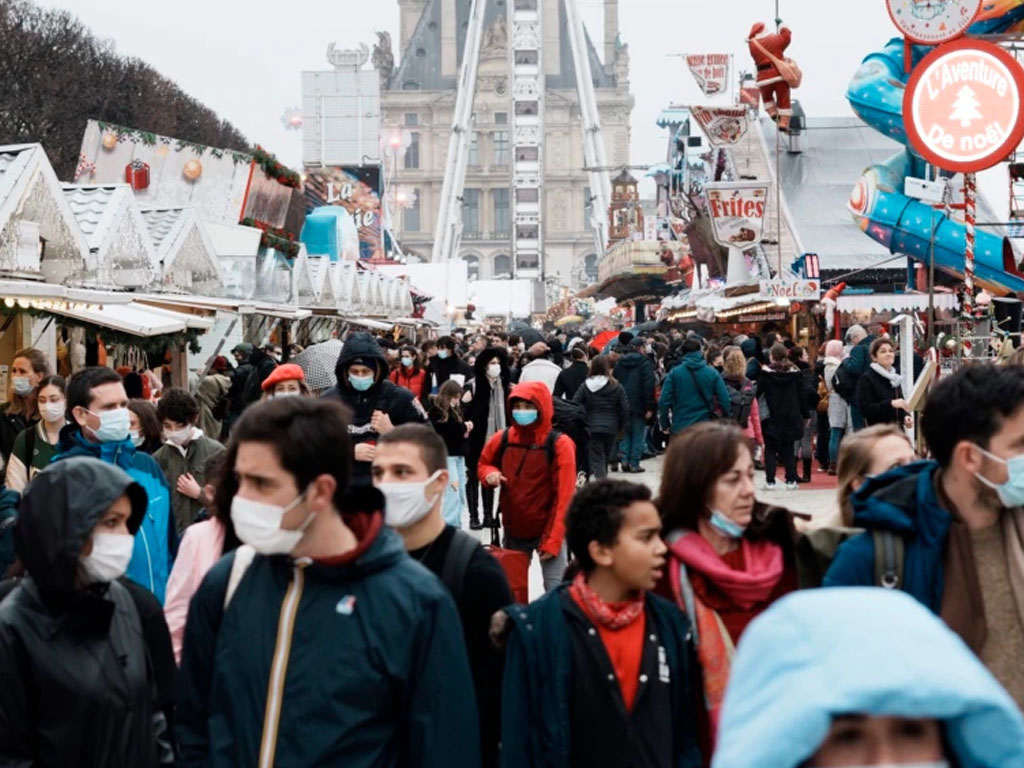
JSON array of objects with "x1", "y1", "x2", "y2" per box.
[{"x1": 823, "y1": 358, "x2": 849, "y2": 430}]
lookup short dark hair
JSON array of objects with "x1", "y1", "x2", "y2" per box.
[
  {"x1": 922, "y1": 364, "x2": 1024, "y2": 467},
  {"x1": 769, "y1": 343, "x2": 788, "y2": 362},
  {"x1": 36, "y1": 374, "x2": 65, "y2": 396},
  {"x1": 438, "y1": 336, "x2": 457, "y2": 351},
  {"x1": 571, "y1": 346, "x2": 587, "y2": 362},
  {"x1": 658, "y1": 422, "x2": 753, "y2": 532},
  {"x1": 378, "y1": 423, "x2": 448, "y2": 474},
  {"x1": 870, "y1": 337, "x2": 894, "y2": 358},
  {"x1": 66, "y1": 366, "x2": 123, "y2": 414},
  {"x1": 567, "y1": 480, "x2": 652, "y2": 573},
  {"x1": 156, "y1": 388, "x2": 200, "y2": 424},
  {"x1": 681, "y1": 339, "x2": 702, "y2": 355},
  {"x1": 215, "y1": 397, "x2": 353, "y2": 515}
]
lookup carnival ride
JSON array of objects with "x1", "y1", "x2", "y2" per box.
[{"x1": 847, "y1": 5, "x2": 1024, "y2": 294}]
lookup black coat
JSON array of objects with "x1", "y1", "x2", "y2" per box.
[
  {"x1": 757, "y1": 365, "x2": 809, "y2": 441},
  {"x1": 572, "y1": 379, "x2": 630, "y2": 436},
  {"x1": 465, "y1": 347, "x2": 512, "y2": 462},
  {"x1": 857, "y1": 367, "x2": 904, "y2": 426},
  {"x1": 0, "y1": 457, "x2": 173, "y2": 766},
  {"x1": 427, "y1": 354, "x2": 474, "y2": 390},
  {"x1": 242, "y1": 349, "x2": 277, "y2": 406},
  {"x1": 614, "y1": 352, "x2": 656, "y2": 416},
  {"x1": 227, "y1": 361, "x2": 253, "y2": 417},
  {"x1": 0, "y1": 404, "x2": 28, "y2": 466},
  {"x1": 553, "y1": 361, "x2": 588, "y2": 400}
]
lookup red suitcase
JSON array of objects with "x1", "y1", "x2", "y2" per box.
[{"x1": 485, "y1": 513, "x2": 530, "y2": 604}]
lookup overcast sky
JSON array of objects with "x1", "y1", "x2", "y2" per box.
[{"x1": 37, "y1": 0, "x2": 897, "y2": 172}]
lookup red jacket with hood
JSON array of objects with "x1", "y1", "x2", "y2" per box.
[{"x1": 477, "y1": 381, "x2": 576, "y2": 557}]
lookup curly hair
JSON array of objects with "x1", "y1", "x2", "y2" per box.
[{"x1": 567, "y1": 479, "x2": 653, "y2": 573}]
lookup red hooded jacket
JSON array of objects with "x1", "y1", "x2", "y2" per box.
[{"x1": 477, "y1": 381, "x2": 576, "y2": 557}]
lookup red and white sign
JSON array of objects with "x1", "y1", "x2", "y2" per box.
[
  {"x1": 760, "y1": 279, "x2": 821, "y2": 300},
  {"x1": 686, "y1": 54, "x2": 732, "y2": 97},
  {"x1": 904, "y1": 39, "x2": 1024, "y2": 172},
  {"x1": 690, "y1": 106, "x2": 749, "y2": 148},
  {"x1": 705, "y1": 182, "x2": 769, "y2": 249},
  {"x1": 886, "y1": 0, "x2": 981, "y2": 45}
]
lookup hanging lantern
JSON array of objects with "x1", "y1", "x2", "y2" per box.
[
  {"x1": 101, "y1": 131, "x2": 118, "y2": 150},
  {"x1": 183, "y1": 158, "x2": 203, "y2": 182}
]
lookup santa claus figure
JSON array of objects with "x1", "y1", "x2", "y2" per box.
[{"x1": 748, "y1": 22, "x2": 793, "y2": 132}]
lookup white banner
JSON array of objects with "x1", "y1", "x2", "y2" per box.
[
  {"x1": 705, "y1": 182, "x2": 770, "y2": 249},
  {"x1": 686, "y1": 54, "x2": 732, "y2": 97},
  {"x1": 760, "y1": 279, "x2": 822, "y2": 300},
  {"x1": 690, "y1": 106, "x2": 750, "y2": 148}
]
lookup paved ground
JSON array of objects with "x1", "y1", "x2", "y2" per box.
[{"x1": 465, "y1": 453, "x2": 839, "y2": 601}]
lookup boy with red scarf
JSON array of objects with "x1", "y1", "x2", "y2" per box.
[{"x1": 499, "y1": 480, "x2": 701, "y2": 768}]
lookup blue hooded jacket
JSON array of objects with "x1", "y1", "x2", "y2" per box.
[
  {"x1": 658, "y1": 351, "x2": 731, "y2": 433},
  {"x1": 824, "y1": 460, "x2": 951, "y2": 610},
  {"x1": 53, "y1": 428, "x2": 176, "y2": 603},
  {"x1": 713, "y1": 588, "x2": 1024, "y2": 768}
]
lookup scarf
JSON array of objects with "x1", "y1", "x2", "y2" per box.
[
  {"x1": 669, "y1": 532, "x2": 784, "y2": 610},
  {"x1": 870, "y1": 362, "x2": 903, "y2": 388},
  {"x1": 486, "y1": 378, "x2": 506, "y2": 439},
  {"x1": 569, "y1": 572, "x2": 645, "y2": 629},
  {"x1": 585, "y1": 375, "x2": 608, "y2": 393}
]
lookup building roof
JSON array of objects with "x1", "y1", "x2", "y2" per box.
[
  {"x1": 763, "y1": 116, "x2": 905, "y2": 273},
  {"x1": 0, "y1": 145, "x2": 36, "y2": 211},
  {"x1": 140, "y1": 207, "x2": 190, "y2": 256},
  {"x1": 61, "y1": 184, "x2": 126, "y2": 249},
  {"x1": 389, "y1": 0, "x2": 614, "y2": 92}
]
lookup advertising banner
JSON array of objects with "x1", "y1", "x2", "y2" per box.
[
  {"x1": 686, "y1": 54, "x2": 732, "y2": 96},
  {"x1": 759, "y1": 279, "x2": 822, "y2": 300},
  {"x1": 304, "y1": 166, "x2": 384, "y2": 261},
  {"x1": 689, "y1": 106, "x2": 750, "y2": 147},
  {"x1": 705, "y1": 182, "x2": 770, "y2": 248}
]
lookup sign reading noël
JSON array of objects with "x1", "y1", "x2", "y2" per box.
[{"x1": 904, "y1": 39, "x2": 1024, "y2": 172}]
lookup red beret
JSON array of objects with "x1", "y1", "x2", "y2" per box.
[{"x1": 261, "y1": 363, "x2": 306, "y2": 392}]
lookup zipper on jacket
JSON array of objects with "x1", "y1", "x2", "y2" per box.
[
  {"x1": 140, "y1": 525, "x2": 154, "y2": 592},
  {"x1": 258, "y1": 562, "x2": 307, "y2": 768}
]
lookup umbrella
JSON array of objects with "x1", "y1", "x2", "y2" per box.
[
  {"x1": 292, "y1": 339, "x2": 342, "y2": 393},
  {"x1": 592, "y1": 329, "x2": 618, "y2": 351},
  {"x1": 518, "y1": 327, "x2": 545, "y2": 347},
  {"x1": 555, "y1": 314, "x2": 585, "y2": 328}
]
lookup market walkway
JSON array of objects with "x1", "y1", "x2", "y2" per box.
[{"x1": 465, "y1": 453, "x2": 840, "y2": 602}]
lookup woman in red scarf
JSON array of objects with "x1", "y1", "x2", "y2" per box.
[{"x1": 657, "y1": 421, "x2": 799, "y2": 759}]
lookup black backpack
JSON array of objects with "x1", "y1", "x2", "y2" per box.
[
  {"x1": 831, "y1": 359, "x2": 857, "y2": 401},
  {"x1": 727, "y1": 383, "x2": 755, "y2": 429},
  {"x1": 551, "y1": 397, "x2": 588, "y2": 474}
]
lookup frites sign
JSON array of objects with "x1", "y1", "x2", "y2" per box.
[
  {"x1": 904, "y1": 39, "x2": 1024, "y2": 172},
  {"x1": 705, "y1": 182, "x2": 769, "y2": 249}
]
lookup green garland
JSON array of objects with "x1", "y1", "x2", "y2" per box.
[
  {"x1": 2, "y1": 308, "x2": 203, "y2": 355},
  {"x1": 252, "y1": 145, "x2": 301, "y2": 188},
  {"x1": 240, "y1": 217, "x2": 301, "y2": 258},
  {"x1": 96, "y1": 120, "x2": 250, "y2": 164}
]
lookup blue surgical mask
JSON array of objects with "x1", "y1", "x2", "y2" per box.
[
  {"x1": 709, "y1": 509, "x2": 746, "y2": 539},
  {"x1": 838, "y1": 763, "x2": 948, "y2": 768},
  {"x1": 438, "y1": 350, "x2": 451, "y2": 360},
  {"x1": 11, "y1": 376, "x2": 32, "y2": 396},
  {"x1": 975, "y1": 445, "x2": 1024, "y2": 507},
  {"x1": 86, "y1": 407, "x2": 131, "y2": 443},
  {"x1": 512, "y1": 409, "x2": 538, "y2": 426},
  {"x1": 401, "y1": 357, "x2": 414, "y2": 368},
  {"x1": 349, "y1": 373, "x2": 374, "y2": 392}
]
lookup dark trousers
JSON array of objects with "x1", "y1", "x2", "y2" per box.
[
  {"x1": 765, "y1": 434, "x2": 798, "y2": 484},
  {"x1": 815, "y1": 410, "x2": 831, "y2": 466},
  {"x1": 465, "y1": 453, "x2": 495, "y2": 519},
  {"x1": 588, "y1": 433, "x2": 617, "y2": 479}
]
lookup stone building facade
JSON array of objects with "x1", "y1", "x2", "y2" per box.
[{"x1": 380, "y1": 0, "x2": 633, "y2": 292}]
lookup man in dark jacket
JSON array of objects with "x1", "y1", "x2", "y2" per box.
[
  {"x1": 500, "y1": 479, "x2": 701, "y2": 768},
  {"x1": 374, "y1": 425, "x2": 512, "y2": 768},
  {"x1": 615, "y1": 338, "x2": 657, "y2": 473},
  {"x1": 241, "y1": 345, "x2": 277, "y2": 406},
  {"x1": 226, "y1": 343, "x2": 254, "y2": 425},
  {"x1": 756, "y1": 345, "x2": 809, "y2": 489},
  {"x1": 321, "y1": 332, "x2": 428, "y2": 484},
  {"x1": 177, "y1": 397, "x2": 480, "y2": 768},
  {"x1": 844, "y1": 324, "x2": 876, "y2": 430},
  {"x1": 553, "y1": 346, "x2": 589, "y2": 400},
  {"x1": 825, "y1": 364, "x2": 1024, "y2": 709},
  {"x1": 426, "y1": 336, "x2": 474, "y2": 394},
  {"x1": 657, "y1": 340, "x2": 730, "y2": 436}
]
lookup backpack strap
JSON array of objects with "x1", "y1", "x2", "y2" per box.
[
  {"x1": 440, "y1": 530, "x2": 479, "y2": 604},
  {"x1": 223, "y1": 544, "x2": 257, "y2": 609},
  {"x1": 24, "y1": 424, "x2": 36, "y2": 471},
  {"x1": 686, "y1": 367, "x2": 715, "y2": 415},
  {"x1": 872, "y1": 530, "x2": 904, "y2": 590},
  {"x1": 544, "y1": 429, "x2": 561, "y2": 465}
]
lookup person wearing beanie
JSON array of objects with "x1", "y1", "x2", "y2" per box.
[
  {"x1": 225, "y1": 344, "x2": 254, "y2": 429},
  {"x1": 322, "y1": 332, "x2": 428, "y2": 484},
  {"x1": 260, "y1": 363, "x2": 309, "y2": 399}
]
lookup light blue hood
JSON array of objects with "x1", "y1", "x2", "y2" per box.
[{"x1": 712, "y1": 588, "x2": 1024, "y2": 768}]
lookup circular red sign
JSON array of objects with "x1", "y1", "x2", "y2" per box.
[
  {"x1": 903, "y1": 39, "x2": 1024, "y2": 172},
  {"x1": 886, "y1": 0, "x2": 981, "y2": 45}
]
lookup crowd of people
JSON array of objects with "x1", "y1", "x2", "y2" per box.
[{"x1": 0, "y1": 322, "x2": 1023, "y2": 768}]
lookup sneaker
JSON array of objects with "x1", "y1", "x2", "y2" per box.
[
  {"x1": 762, "y1": 480, "x2": 777, "y2": 491},
  {"x1": 785, "y1": 481, "x2": 799, "y2": 491}
]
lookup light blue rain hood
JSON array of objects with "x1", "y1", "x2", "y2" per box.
[{"x1": 712, "y1": 588, "x2": 1024, "y2": 768}]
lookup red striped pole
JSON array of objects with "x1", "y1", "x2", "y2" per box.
[{"x1": 963, "y1": 172, "x2": 976, "y2": 356}]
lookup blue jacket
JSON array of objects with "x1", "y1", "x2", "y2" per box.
[
  {"x1": 713, "y1": 588, "x2": 1024, "y2": 768},
  {"x1": 177, "y1": 506, "x2": 480, "y2": 768},
  {"x1": 824, "y1": 461, "x2": 950, "y2": 611},
  {"x1": 846, "y1": 334, "x2": 876, "y2": 377},
  {"x1": 658, "y1": 352, "x2": 731, "y2": 433},
  {"x1": 53, "y1": 428, "x2": 176, "y2": 603},
  {"x1": 501, "y1": 585, "x2": 701, "y2": 768}
]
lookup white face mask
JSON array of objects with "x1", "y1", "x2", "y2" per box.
[
  {"x1": 230, "y1": 492, "x2": 313, "y2": 555},
  {"x1": 39, "y1": 400, "x2": 66, "y2": 423},
  {"x1": 487, "y1": 363, "x2": 502, "y2": 379},
  {"x1": 836, "y1": 763, "x2": 948, "y2": 768},
  {"x1": 378, "y1": 470, "x2": 443, "y2": 529},
  {"x1": 129, "y1": 430, "x2": 145, "y2": 448},
  {"x1": 163, "y1": 426, "x2": 192, "y2": 446},
  {"x1": 79, "y1": 532, "x2": 135, "y2": 584}
]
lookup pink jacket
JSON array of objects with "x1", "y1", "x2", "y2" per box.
[
  {"x1": 164, "y1": 518, "x2": 225, "y2": 664},
  {"x1": 744, "y1": 395, "x2": 764, "y2": 445}
]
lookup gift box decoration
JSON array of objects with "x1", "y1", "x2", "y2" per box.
[{"x1": 124, "y1": 159, "x2": 150, "y2": 191}]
